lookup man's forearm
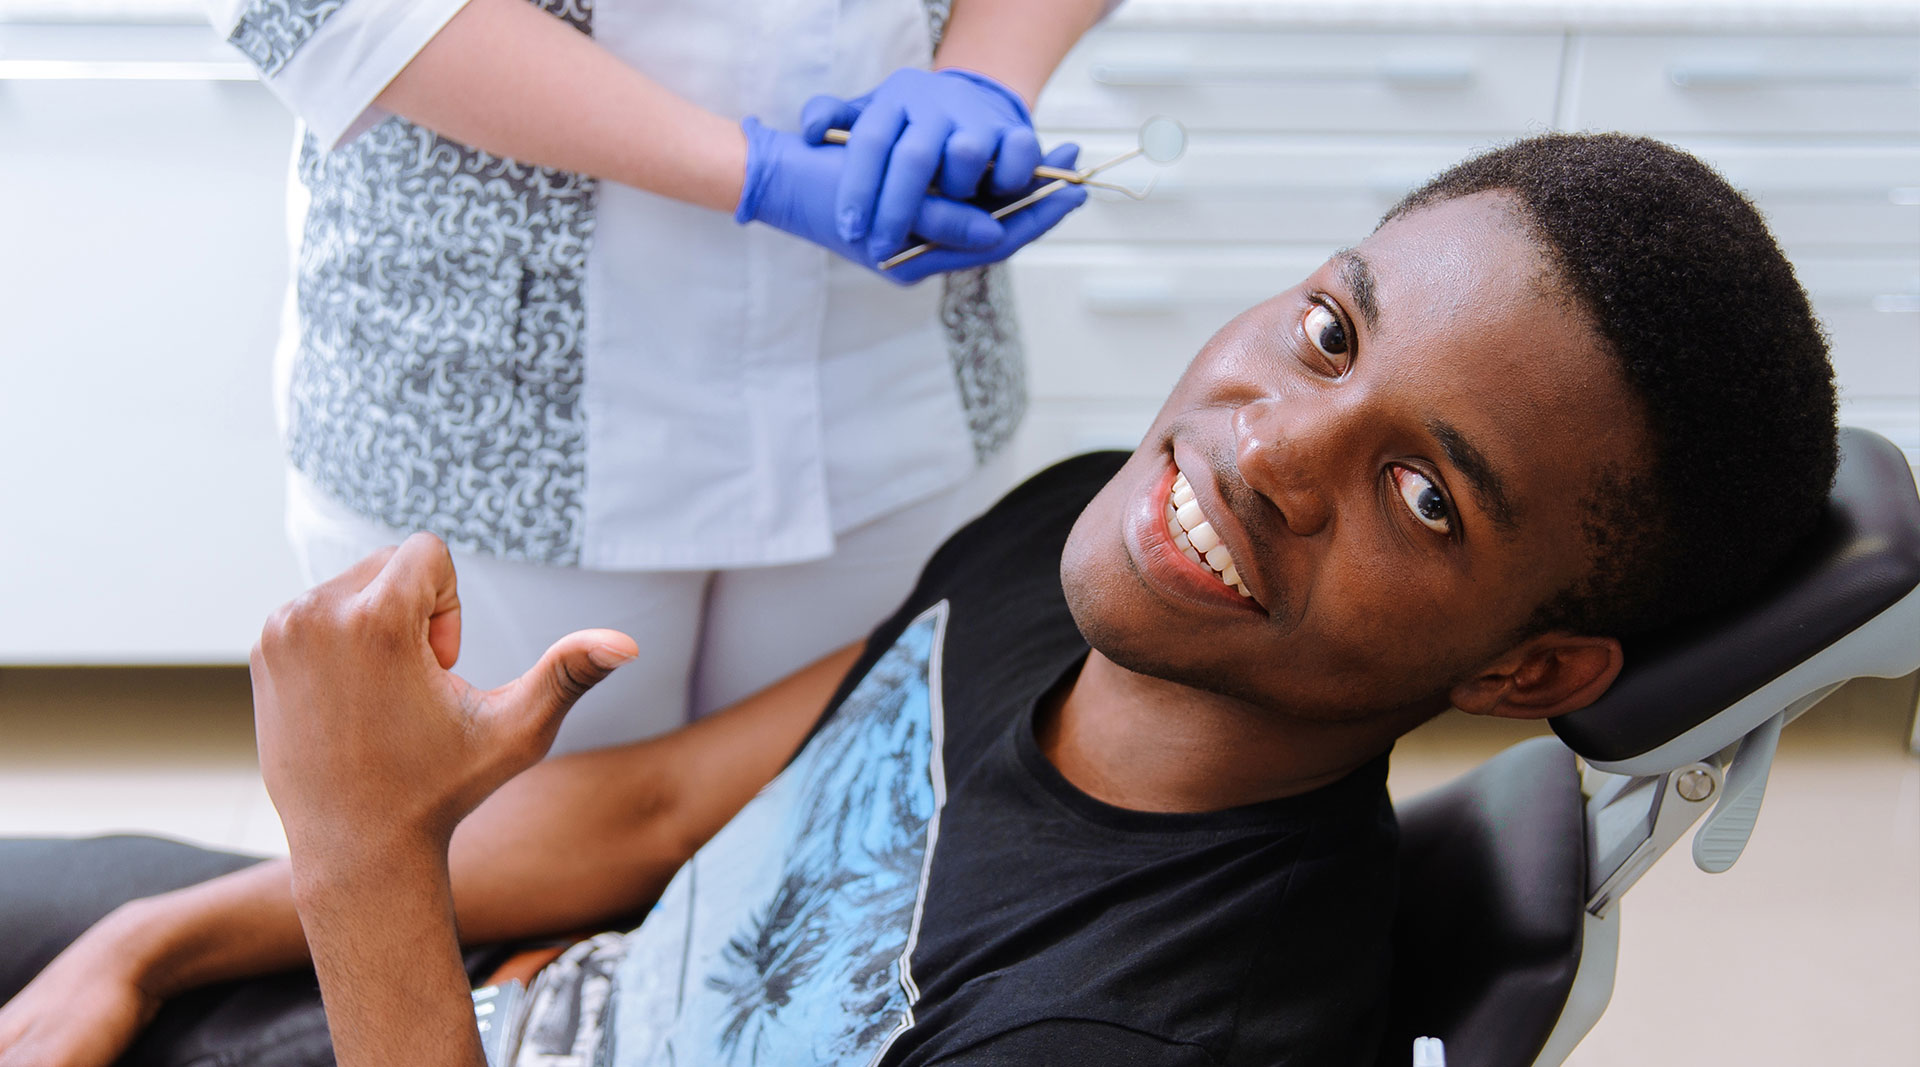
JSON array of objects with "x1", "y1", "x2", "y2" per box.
[
  {"x1": 117, "y1": 643, "x2": 858, "y2": 999},
  {"x1": 107, "y1": 764, "x2": 682, "y2": 1001},
  {"x1": 442, "y1": 642, "x2": 862, "y2": 939},
  {"x1": 110, "y1": 860, "x2": 307, "y2": 998},
  {"x1": 934, "y1": 0, "x2": 1111, "y2": 105},
  {"x1": 296, "y1": 848, "x2": 483, "y2": 1067},
  {"x1": 374, "y1": 0, "x2": 745, "y2": 211}
]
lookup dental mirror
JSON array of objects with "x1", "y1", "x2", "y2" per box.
[{"x1": 1139, "y1": 115, "x2": 1187, "y2": 166}]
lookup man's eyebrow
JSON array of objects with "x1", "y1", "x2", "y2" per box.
[
  {"x1": 1428, "y1": 420, "x2": 1518, "y2": 533},
  {"x1": 1334, "y1": 249, "x2": 1379, "y2": 331}
]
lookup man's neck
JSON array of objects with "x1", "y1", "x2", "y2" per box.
[{"x1": 1035, "y1": 650, "x2": 1433, "y2": 814}]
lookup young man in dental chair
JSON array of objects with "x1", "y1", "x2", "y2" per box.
[{"x1": 0, "y1": 133, "x2": 1837, "y2": 1067}]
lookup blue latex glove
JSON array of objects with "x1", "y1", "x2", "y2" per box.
[
  {"x1": 736, "y1": 117, "x2": 1086, "y2": 286},
  {"x1": 799, "y1": 67, "x2": 1045, "y2": 262}
]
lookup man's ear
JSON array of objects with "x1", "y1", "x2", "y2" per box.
[{"x1": 1448, "y1": 633, "x2": 1624, "y2": 720}]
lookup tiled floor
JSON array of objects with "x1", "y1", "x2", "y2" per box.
[{"x1": 1, "y1": 666, "x2": 1915, "y2": 1063}]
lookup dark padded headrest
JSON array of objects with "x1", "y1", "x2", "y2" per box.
[
  {"x1": 1553, "y1": 428, "x2": 1920, "y2": 764},
  {"x1": 1376, "y1": 737, "x2": 1585, "y2": 1067}
]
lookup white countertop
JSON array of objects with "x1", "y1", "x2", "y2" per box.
[
  {"x1": 2, "y1": 0, "x2": 1917, "y2": 31},
  {"x1": 1113, "y1": 0, "x2": 1920, "y2": 31}
]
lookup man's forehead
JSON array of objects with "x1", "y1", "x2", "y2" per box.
[
  {"x1": 1344, "y1": 192, "x2": 1547, "y2": 303},
  {"x1": 1325, "y1": 196, "x2": 1635, "y2": 537}
]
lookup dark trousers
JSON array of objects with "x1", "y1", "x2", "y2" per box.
[{"x1": 0, "y1": 835, "x2": 511, "y2": 1067}]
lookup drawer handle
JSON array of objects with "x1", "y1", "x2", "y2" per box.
[
  {"x1": 1082, "y1": 278, "x2": 1179, "y2": 315},
  {"x1": 1089, "y1": 56, "x2": 1473, "y2": 89},
  {"x1": 0, "y1": 59, "x2": 258, "y2": 81},
  {"x1": 1871, "y1": 295, "x2": 1920, "y2": 314},
  {"x1": 1668, "y1": 62, "x2": 1920, "y2": 90}
]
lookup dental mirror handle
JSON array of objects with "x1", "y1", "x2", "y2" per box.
[
  {"x1": 820, "y1": 128, "x2": 1093, "y2": 186},
  {"x1": 876, "y1": 178, "x2": 1074, "y2": 271}
]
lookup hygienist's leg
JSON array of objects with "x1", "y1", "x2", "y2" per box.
[
  {"x1": 692, "y1": 452, "x2": 1017, "y2": 716},
  {"x1": 284, "y1": 470, "x2": 709, "y2": 755}
]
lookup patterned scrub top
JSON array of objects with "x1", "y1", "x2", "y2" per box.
[{"x1": 214, "y1": 0, "x2": 1028, "y2": 569}]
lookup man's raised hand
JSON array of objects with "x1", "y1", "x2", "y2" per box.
[{"x1": 250, "y1": 532, "x2": 638, "y2": 865}]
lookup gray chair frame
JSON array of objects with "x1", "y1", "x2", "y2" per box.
[{"x1": 1380, "y1": 428, "x2": 1920, "y2": 1067}]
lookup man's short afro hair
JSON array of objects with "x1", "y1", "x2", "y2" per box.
[{"x1": 1384, "y1": 133, "x2": 1838, "y2": 639}]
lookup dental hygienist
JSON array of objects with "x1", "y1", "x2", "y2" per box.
[{"x1": 211, "y1": 0, "x2": 1114, "y2": 751}]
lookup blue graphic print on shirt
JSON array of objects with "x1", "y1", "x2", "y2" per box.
[{"x1": 612, "y1": 602, "x2": 950, "y2": 1065}]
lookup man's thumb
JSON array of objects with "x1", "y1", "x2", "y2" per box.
[{"x1": 510, "y1": 628, "x2": 639, "y2": 734}]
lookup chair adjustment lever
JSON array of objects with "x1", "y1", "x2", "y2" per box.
[
  {"x1": 1585, "y1": 760, "x2": 1722, "y2": 917},
  {"x1": 1692, "y1": 700, "x2": 1801, "y2": 873}
]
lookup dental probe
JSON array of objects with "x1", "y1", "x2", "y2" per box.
[
  {"x1": 822, "y1": 117, "x2": 1186, "y2": 271},
  {"x1": 848, "y1": 146, "x2": 1140, "y2": 271},
  {"x1": 874, "y1": 177, "x2": 1074, "y2": 271},
  {"x1": 820, "y1": 128, "x2": 1118, "y2": 191}
]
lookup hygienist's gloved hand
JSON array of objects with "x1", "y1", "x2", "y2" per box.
[
  {"x1": 891, "y1": 141, "x2": 1088, "y2": 280},
  {"x1": 736, "y1": 117, "x2": 1086, "y2": 285},
  {"x1": 800, "y1": 68, "x2": 1045, "y2": 262}
]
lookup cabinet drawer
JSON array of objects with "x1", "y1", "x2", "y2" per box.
[
  {"x1": 1035, "y1": 28, "x2": 1564, "y2": 134},
  {"x1": 1042, "y1": 135, "x2": 1920, "y2": 251},
  {"x1": 1010, "y1": 247, "x2": 1331, "y2": 401},
  {"x1": 1799, "y1": 256, "x2": 1920, "y2": 399},
  {"x1": 1678, "y1": 142, "x2": 1920, "y2": 251},
  {"x1": 1040, "y1": 134, "x2": 1481, "y2": 246},
  {"x1": 1010, "y1": 249, "x2": 1919, "y2": 407},
  {"x1": 1567, "y1": 34, "x2": 1920, "y2": 136}
]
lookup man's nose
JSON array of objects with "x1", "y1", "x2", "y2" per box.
[{"x1": 1232, "y1": 397, "x2": 1341, "y2": 537}]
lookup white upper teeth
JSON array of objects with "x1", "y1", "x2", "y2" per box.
[{"x1": 1166, "y1": 468, "x2": 1253, "y2": 599}]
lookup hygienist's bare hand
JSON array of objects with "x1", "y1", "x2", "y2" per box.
[
  {"x1": 0, "y1": 908, "x2": 160, "y2": 1067},
  {"x1": 250, "y1": 533, "x2": 638, "y2": 864}
]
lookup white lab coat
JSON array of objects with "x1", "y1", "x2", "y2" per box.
[{"x1": 214, "y1": 0, "x2": 1002, "y2": 571}]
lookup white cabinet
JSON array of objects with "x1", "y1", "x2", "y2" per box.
[
  {"x1": 1565, "y1": 33, "x2": 1920, "y2": 136},
  {"x1": 1045, "y1": 135, "x2": 1492, "y2": 246},
  {"x1": 1, "y1": 11, "x2": 1914, "y2": 664},
  {"x1": 1563, "y1": 34, "x2": 1920, "y2": 433},
  {"x1": 1037, "y1": 29, "x2": 1566, "y2": 133},
  {"x1": 1013, "y1": 17, "x2": 1920, "y2": 475}
]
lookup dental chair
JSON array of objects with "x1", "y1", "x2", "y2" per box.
[{"x1": 1377, "y1": 427, "x2": 1920, "y2": 1067}]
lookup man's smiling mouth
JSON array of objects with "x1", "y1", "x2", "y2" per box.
[{"x1": 1165, "y1": 465, "x2": 1254, "y2": 600}]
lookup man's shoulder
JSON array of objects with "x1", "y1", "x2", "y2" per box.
[
  {"x1": 925, "y1": 451, "x2": 1127, "y2": 577},
  {"x1": 995, "y1": 451, "x2": 1130, "y2": 518},
  {"x1": 812, "y1": 453, "x2": 1120, "y2": 741}
]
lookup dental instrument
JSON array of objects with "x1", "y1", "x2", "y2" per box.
[{"x1": 824, "y1": 117, "x2": 1187, "y2": 271}]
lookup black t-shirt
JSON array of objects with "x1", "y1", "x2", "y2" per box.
[{"x1": 607, "y1": 453, "x2": 1398, "y2": 1067}]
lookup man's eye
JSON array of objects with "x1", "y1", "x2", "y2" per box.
[
  {"x1": 1392, "y1": 466, "x2": 1453, "y2": 536},
  {"x1": 1302, "y1": 302, "x2": 1350, "y2": 370}
]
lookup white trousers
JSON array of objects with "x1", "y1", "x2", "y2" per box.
[{"x1": 284, "y1": 455, "x2": 1014, "y2": 754}]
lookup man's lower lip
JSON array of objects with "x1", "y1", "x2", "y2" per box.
[{"x1": 1129, "y1": 459, "x2": 1261, "y2": 612}]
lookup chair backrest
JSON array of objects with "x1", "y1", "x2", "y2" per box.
[
  {"x1": 1373, "y1": 737, "x2": 1585, "y2": 1067},
  {"x1": 1552, "y1": 427, "x2": 1920, "y2": 767}
]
